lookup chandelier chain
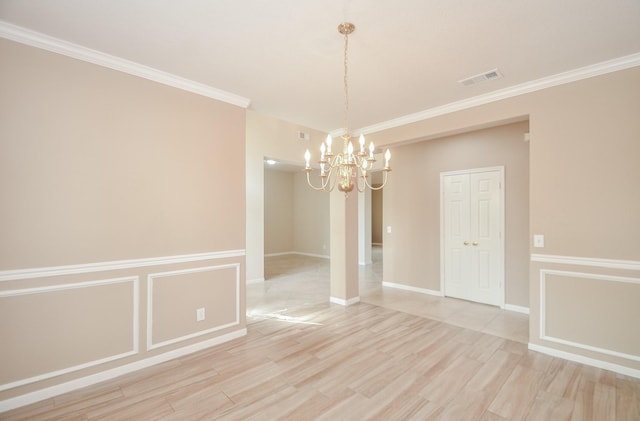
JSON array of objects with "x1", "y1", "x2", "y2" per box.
[{"x1": 343, "y1": 29, "x2": 349, "y2": 137}]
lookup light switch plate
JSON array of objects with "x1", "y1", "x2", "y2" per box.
[{"x1": 196, "y1": 308, "x2": 205, "y2": 321}]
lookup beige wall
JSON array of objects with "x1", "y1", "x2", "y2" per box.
[
  {"x1": 0, "y1": 39, "x2": 246, "y2": 404},
  {"x1": 263, "y1": 168, "x2": 330, "y2": 257},
  {"x1": 293, "y1": 171, "x2": 330, "y2": 257},
  {"x1": 527, "y1": 68, "x2": 640, "y2": 373},
  {"x1": 383, "y1": 121, "x2": 530, "y2": 306},
  {"x1": 371, "y1": 189, "x2": 383, "y2": 244},
  {"x1": 264, "y1": 168, "x2": 294, "y2": 254},
  {"x1": 372, "y1": 66, "x2": 640, "y2": 374}
]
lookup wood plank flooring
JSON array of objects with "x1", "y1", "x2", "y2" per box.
[
  {"x1": 3, "y1": 300, "x2": 640, "y2": 420},
  {"x1": 3, "y1": 252, "x2": 640, "y2": 420}
]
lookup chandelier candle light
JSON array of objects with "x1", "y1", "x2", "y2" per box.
[{"x1": 304, "y1": 22, "x2": 391, "y2": 194}]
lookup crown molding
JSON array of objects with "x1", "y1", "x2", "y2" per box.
[
  {"x1": 360, "y1": 52, "x2": 640, "y2": 135},
  {"x1": 0, "y1": 20, "x2": 251, "y2": 108}
]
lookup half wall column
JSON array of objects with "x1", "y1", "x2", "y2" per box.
[{"x1": 330, "y1": 188, "x2": 360, "y2": 305}]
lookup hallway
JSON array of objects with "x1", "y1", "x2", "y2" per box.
[{"x1": 251, "y1": 247, "x2": 528, "y2": 344}]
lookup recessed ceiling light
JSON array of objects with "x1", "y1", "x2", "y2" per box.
[{"x1": 265, "y1": 159, "x2": 277, "y2": 165}]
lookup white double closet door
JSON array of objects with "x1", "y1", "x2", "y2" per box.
[{"x1": 441, "y1": 167, "x2": 504, "y2": 307}]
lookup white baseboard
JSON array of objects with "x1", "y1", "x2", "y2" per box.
[
  {"x1": 0, "y1": 328, "x2": 247, "y2": 413},
  {"x1": 528, "y1": 342, "x2": 640, "y2": 379},
  {"x1": 330, "y1": 296, "x2": 361, "y2": 306},
  {"x1": 503, "y1": 304, "x2": 530, "y2": 314},
  {"x1": 383, "y1": 283, "x2": 529, "y2": 314},
  {"x1": 382, "y1": 281, "x2": 444, "y2": 297},
  {"x1": 246, "y1": 277, "x2": 265, "y2": 284},
  {"x1": 295, "y1": 252, "x2": 330, "y2": 259},
  {"x1": 264, "y1": 251, "x2": 329, "y2": 259}
]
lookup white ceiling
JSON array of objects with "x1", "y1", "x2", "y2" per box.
[{"x1": 1, "y1": 0, "x2": 639, "y2": 133}]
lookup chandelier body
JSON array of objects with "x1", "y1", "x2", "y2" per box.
[{"x1": 305, "y1": 22, "x2": 391, "y2": 194}]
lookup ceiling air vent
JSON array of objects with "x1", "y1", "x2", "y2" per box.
[
  {"x1": 297, "y1": 131, "x2": 310, "y2": 141},
  {"x1": 458, "y1": 68, "x2": 503, "y2": 86}
]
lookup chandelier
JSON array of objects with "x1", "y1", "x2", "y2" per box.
[{"x1": 304, "y1": 22, "x2": 391, "y2": 194}]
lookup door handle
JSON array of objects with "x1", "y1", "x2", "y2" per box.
[{"x1": 472, "y1": 241, "x2": 478, "y2": 246}]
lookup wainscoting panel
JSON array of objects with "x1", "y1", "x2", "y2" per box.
[
  {"x1": 0, "y1": 251, "x2": 245, "y2": 412},
  {"x1": 541, "y1": 270, "x2": 640, "y2": 361},
  {"x1": 0, "y1": 277, "x2": 138, "y2": 391},
  {"x1": 147, "y1": 264, "x2": 240, "y2": 350},
  {"x1": 531, "y1": 254, "x2": 640, "y2": 377}
]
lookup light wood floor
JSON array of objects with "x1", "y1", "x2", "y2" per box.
[
  {"x1": 257, "y1": 250, "x2": 529, "y2": 345},
  {"x1": 3, "y1": 252, "x2": 639, "y2": 420}
]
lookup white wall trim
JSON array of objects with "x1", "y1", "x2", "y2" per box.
[
  {"x1": 0, "y1": 328, "x2": 247, "y2": 413},
  {"x1": 264, "y1": 251, "x2": 330, "y2": 259},
  {"x1": 382, "y1": 281, "x2": 444, "y2": 297},
  {"x1": 539, "y1": 269, "x2": 640, "y2": 364},
  {"x1": 0, "y1": 249, "x2": 246, "y2": 282},
  {"x1": 528, "y1": 343, "x2": 640, "y2": 380},
  {"x1": 382, "y1": 282, "x2": 527, "y2": 312},
  {"x1": 147, "y1": 263, "x2": 241, "y2": 351},
  {"x1": 330, "y1": 296, "x2": 361, "y2": 306},
  {"x1": 246, "y1": 277, "x2": 265, "y2": 284},
  {"x1": 503, "y1": 304, "x2": 530, "y2": 314},
  {"x1": 0, "y1": 20, "x2": 251, "y2": 108},
  {"x1": 359, "y1": 53, "x2": 640, "y2": 135},
  {"x1": 439, "y1": 165, "x2": 505, "y2": 177},
  {"x1": 531, "y1": 254, "x2": 640, "y2": 271},
  {"x1": 264, "y1": 252, "x2": 294, "y2": 257},
  {"x1": 4, "y1": 17, "x2": 637, "y2": 142},
  {"x1": 292, "y1": 252, "x2": 330, "y2": 259},
  {"x1": 0, "y1": 276, "x2": 139, "y2": 393}
]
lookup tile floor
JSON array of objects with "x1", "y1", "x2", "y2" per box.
[{"x1": 250, "y1": 246, "x2": 529, "y2": 344}]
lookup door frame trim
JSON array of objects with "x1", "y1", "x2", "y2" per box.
[{"x1": 439, "y1": 166, "x2": 505, "y2": 308}]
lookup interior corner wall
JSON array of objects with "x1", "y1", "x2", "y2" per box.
[
  {"x1": 0, "y1": 38, "x2": 247, "y2": 408},
  {"x1": 382, "y1": 121, "x2": 530, "y2": 306},
  {"x1": 262, "y1": 168, "x2": 330, "y2": 258}
]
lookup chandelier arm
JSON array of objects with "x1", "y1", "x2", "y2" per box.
[
  {"x1": 362, "y1": 171, "x2": 390, "y2": 191},
  {"x1": 306, "y1": 171, "x2": 333, "y2": 191},
  {"x1": 323, "y1": 166, "x2": 339, "y2": 192},
  {"x1": 361, "y1": 173, "x2": 374, "y2": 190},
  {"x1": 323, "y1": 168, "x2": 336, "y2": 190}
]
